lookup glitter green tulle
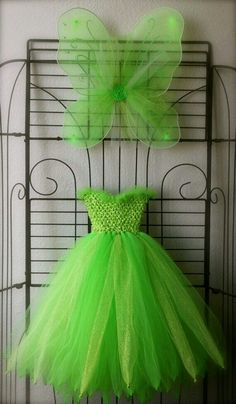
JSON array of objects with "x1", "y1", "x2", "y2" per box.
[
  {"x1": 6, "y1": 187, "x2": 225, "y2": 403},
  {"x1": 57, "y1": 7, "x2": 184, "y2": 149}
]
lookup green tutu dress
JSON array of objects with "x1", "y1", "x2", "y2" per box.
[{"x1": 6, "y1": 187, "x2": 224, "y2": 403}]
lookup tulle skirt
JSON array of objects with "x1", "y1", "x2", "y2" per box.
[{"x1": 6, "y1": 231, "x2": 225, "y2": 403}]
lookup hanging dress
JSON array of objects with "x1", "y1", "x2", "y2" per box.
[{"x1": 6, "y1": 187, "x2": 225, "y2": 403}]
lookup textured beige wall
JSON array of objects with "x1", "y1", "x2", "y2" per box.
[{"x1": 1, "y1": 0, "x2": 236, "y2": 64}]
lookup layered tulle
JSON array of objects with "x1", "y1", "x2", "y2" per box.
[{"x1": 6, "y1": 230, "x2": 225, "y2": 403}]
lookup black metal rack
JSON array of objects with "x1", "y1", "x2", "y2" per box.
[{"x1": 0, "y1": 39, "x2": 235, "y2": 403}]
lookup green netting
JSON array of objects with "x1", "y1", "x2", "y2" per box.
[
  {"x1": 57, "y1": 7, "x2": 184, "y2": 149},
  {"x1": 6, "y1": 187, "x2": 225, "y2": 404}
]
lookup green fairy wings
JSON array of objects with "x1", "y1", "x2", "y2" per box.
[{"x1": 57, "y1": 7, "x2": 184, "y2": 149}]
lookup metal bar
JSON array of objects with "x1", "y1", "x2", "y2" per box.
[
  {"x1": 25, "y1": 39, "x2": 32, "y2": 404},
  {"x1": 202, "y1": 42, "x2": 213, "y2": 404}
]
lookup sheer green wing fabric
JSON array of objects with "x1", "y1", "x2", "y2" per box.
[
  {"x1": 57, "y1": 7, "x2": 184, "y2": 149},
  {"x1": 123, "y1": 94, "x2": 180, "y2": 149},
  {"x1": 63, "y1": 98, "x2": 114, "y2": 148},
  {"x1": 122, "y1": 7, "x2": 184, "y2": 148},
  {"x1": 123, "y1": 7, "x2": 184, "y2": 90},
  {"x1": 57, "y1": 8, "x2": 115, "y2": 96},
  {"x1": 58, "y1": 8, "x2": 116, "y2": 148}
]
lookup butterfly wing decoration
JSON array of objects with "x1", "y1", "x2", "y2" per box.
[
  {"x1": 57, "y1": 8, "x2": 116, "y2": 148},
  {"x1": 57, "y1": 7, "x2": 184, "y2": 149},
  {"x1": 122, "y1": 7, "x2": 184, "y2": 148}
]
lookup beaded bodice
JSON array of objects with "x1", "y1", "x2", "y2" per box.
[{"x1": 78, "y1": 187, "x2": 155, "y2": 233}]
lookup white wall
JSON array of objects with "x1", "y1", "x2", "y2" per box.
[{"x1": 1, "y1": 0, "x2": 236, "y2": 65}]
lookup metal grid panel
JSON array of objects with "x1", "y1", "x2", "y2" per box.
[
  {"x1": 1, "y1": 40, "x2": 235, "y2": 404},
  {"x1": 27, "y1": 40, "x2": 210, "y2": 142},
  {"x1": 23, "y1": 39, "x2": 212, "y2": 404}
]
